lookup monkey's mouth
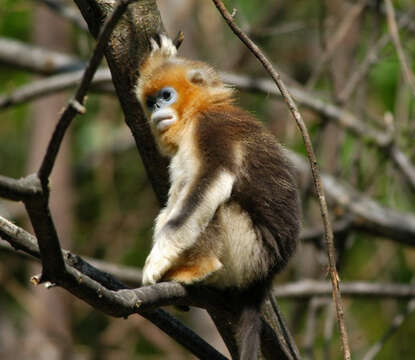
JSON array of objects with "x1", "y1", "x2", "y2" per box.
[{"x1": 152, "y1": 111, "x2": 177, "y2": 131}]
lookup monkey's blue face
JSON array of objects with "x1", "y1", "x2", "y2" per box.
[
  {"x1": 145, "y1": 87, "x2": 178, "y2": 111},
  {"x1": 145, "y1": 87, "x2": 178, "y2": 132}
]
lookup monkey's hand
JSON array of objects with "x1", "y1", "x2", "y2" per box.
[
  {"x1": 143, "y1": 170, "x2": 235, "y2": 285},
  {"x1": 142, "y1": 231, "x2": 180, "y2": 285}
]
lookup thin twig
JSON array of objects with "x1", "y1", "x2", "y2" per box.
[
  {"x1": 289, "y1": 152, "x2": 415, "y2": 246},
  {"x1": 274, "y1": 280, "x2": 415, "y2": 299},
  {"x1": 0, "y1": 37, "x2": 83, "y2": 75},
  {"x1": 38, "y1": 0, "x2": 137, "y2": 184},
  {"x1": 307, "y1": 0, "x2": 370, "y2": 89},
  {"x1": 338, "y1": 33, "x2": 389, "y2": 103},
  {"x1": 337, "y1": 9, "x2": 414, "y2": 103},
  {"x1": 384, "y1": 0, "x2": 415, "y2": 99},
  {"x1": 0, "y1": 68, "x2": 111, "y2": 110},
  {"x1": 211, "y1": 2, "x2": 351, "y2": 359}
]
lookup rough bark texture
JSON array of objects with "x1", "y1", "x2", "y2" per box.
[{"x1": 75, "y1": 0, "x2": 169, "y2": 205}]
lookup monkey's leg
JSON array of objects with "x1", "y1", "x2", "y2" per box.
[{"x1": 162, "y1": 251, "x2": 223, "y2": 284}]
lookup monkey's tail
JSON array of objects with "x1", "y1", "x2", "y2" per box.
[{"x1": 238, "y1": 305, "x2": 262, "y2": 360}]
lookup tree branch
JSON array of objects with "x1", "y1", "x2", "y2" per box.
[
  {"x1": 384, "y1": 0, "x2": 415, "y2": 99},
  {"x1": 0, "y1": 68, "x2": 112, "y2": 110},
  {"x1": 289, "y1": 152, "x2": 415, "y2": 245},
  {"x1": 0, "y1": 37, "x2": 83, "y2": 74},
  {"x1": 74, "y1": 0, "x2": 170, "y2": 206},
  {"x1": 3, "y1": 234, "x2": 415, "y2": 301},
  {"x1": 0, "y1": 174, "x2": 42, "y2": 201},
  {"x1": 0, "y1": 214, "x2": 228, "y2": 360},
  {"x1": 38, "y1": 0, "x2": 138, "y2": 184},
  {"x1": 211, "y1": 2, "x2": 351, "y2": 359},
  {"x1": 338, "y1": 9, "x2": 414, "y2": 102},
  {"x1": 274, "y1": 280, "x2": 415, "y2": 299}
]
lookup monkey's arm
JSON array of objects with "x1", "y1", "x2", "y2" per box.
[{"x1": 142, "y1": 169, "x2": 235, "y2": 285}]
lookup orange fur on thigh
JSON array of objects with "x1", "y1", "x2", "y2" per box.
[{"x1": 162, "y1": 254, "x2": 222, "y2": 284}]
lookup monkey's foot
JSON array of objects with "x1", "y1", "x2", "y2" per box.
[
  {"x1": 142, "y1": 254, "x2": 171, "y2": 286},
  {"x1": 142, "y1": 239, "x2": 179, "y2": 285}
]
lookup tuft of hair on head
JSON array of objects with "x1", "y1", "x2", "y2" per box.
[
  {"x1": 136, "y1": 34, "x2": 178, "y2": 101},
  {"x1": 150, "y1": 34, "x2": 178, "y2": 59}
]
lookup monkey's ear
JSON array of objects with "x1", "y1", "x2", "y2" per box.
[
  {"x1": 187, "y1": 69, "x2": 207, "y2": 85},
  {"x1": 187, "y1": 68, "x2": 221, "y2": 87}
]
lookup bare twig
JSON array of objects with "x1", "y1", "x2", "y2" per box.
[
  {"x1": 338, "y1": 10, "x2": 414, "y2": 102},
  {"x1": 221, "y1": 72, "x2": 390, "y2": 146},
  {"x1": 0, "y1": 236, "x2": 143, "y2": 284},
  {"x1": 173, "y1": 30, "x2": 184, "y2": 49},
  {"x1": 384, "y1": 0, "x2": 415, "y2": 99},
  {"x1": 0, "y1": 37, "x2": 83, "y2": 74},
  {"x1": 38, "y1": 0, "x2": 137, "y2": 184},
  {"x1": 274, "y1": 280, "x2": 415, "y2": 299},
  {"x1": 338, "y1": 33, "x2": 389, "y2": 103},
  {"x1": 0, "y1": 174, "x2": 42, "y2": 201},
  {"x1": 300, "y1": 218, "x2": 352, "y2": 248},
  {"x1": 211, "y1": 2, "x2": 351, "y2": 359},
  {"x1": 289, "y1": 152, "x2": 415, "y2": 245},
  {"x1": 307, "y1": 0, "x2": 370, "y2": 89},
  {"x1": 0, "y1": 68, "x2": 112, "y2": 110}
]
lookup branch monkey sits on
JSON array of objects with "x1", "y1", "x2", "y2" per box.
[{"x1": 136, "y1": 35, "x2": 301, "y2": 360}]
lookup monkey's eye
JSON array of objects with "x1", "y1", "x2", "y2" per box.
[
  {"x1": 161, "y1": 89, "x2": 171, "y2": 100},
  {"x1": 159, "y1": 87, "x2": 177, "y2": 105}
]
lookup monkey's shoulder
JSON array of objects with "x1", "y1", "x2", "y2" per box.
[{"x1": 194, "y1": 106, "x2": 283, "y2": 170}]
